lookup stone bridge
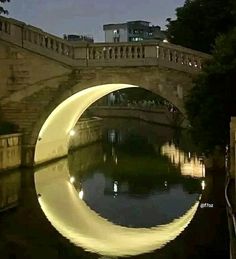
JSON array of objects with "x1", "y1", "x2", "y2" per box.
[{"x1": 0, "y1": 15, "x2": 210, "y2": 166}]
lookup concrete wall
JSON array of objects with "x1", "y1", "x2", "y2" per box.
[
  {"x1": 69, "y1": 117, "x2": 103, "y2": 149},
  {"x1": 0, "y1": 133, "x2": 22, "y2": 171}
]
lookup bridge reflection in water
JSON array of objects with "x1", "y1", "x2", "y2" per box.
[
  {"x1": 34, "y1": 120, "x2": 205, "y2": 257},
  {"x1": 35, "y1": 158, "x2": 200, "y2": 257}
]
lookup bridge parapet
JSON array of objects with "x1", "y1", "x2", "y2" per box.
[{"x1": 0, "y1": 15, "x2": 210, "y2": 72}]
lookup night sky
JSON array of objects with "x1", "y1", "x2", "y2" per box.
[{"x1": 4, "y1": 0, "x2": 185, "y2": 41}]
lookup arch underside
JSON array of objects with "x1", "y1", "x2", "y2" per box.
[{"x1": 34, "y1": 83, "x2": 185, "y2": 165}]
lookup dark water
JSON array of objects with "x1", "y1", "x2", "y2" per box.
[
  {"x1": 68, "y1": 119, "x2": 203, "y2": 228},
  {"x1": 0, "y1": 118, "x2": 229, "y2": 258}
]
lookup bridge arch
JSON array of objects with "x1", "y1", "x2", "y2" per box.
[
  {"x1": 34, "y1": 84, "x2": 135, "y2": 165},
  {"x1": 33, "y1": 81, "x2": 186, "y2": 165}
]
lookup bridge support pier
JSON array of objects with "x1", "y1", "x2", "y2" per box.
[{"x1": 21, "y1": 145, "x2": 35, "y2": 167}]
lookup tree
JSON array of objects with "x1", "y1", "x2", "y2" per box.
[
  {"x1": 0, "y1": 0, "x2": 10, "y2": 15},
  {"x1": 184, "y1": 27, "x2": 236, "y2": 152},
  {"x1": 166, "y1": 0, "x2": 236, "y2": 53}
]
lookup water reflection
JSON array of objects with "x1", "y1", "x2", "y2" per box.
[
  {"x1": 0, "y1": 170, "x2": 21, "y2": 212},
  {"x1": 34, "y1": 120, "x2": 206, "y2": 257},
  {"x1": 161, "y1": 142, "x2": 205, "y2": 178},
  {"x1": 34, "y1": 158, "x2": 200, "y2": 257}
]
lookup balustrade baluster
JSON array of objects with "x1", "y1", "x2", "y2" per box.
[
  {"x1": 93, "y1": 48, "x2": 96, "y2": 59},
  {"x1": 51, "y1": 39, "x2": 56, "y2": 51},
  {"x1": 41, "y1": 36, "x2": 45, "y2": 47},
  {"x1": 142, "y1": 46, "x2": 145, "y2": 58},
  {"x1": 133, "y1": 46, "x2": 138, "y2": 58},
  {"x1": 120, "y1": 47, "x2": 124, "y2": 58},
  {"x1": 117, "y1": 46, "x2": 120, "y2": 59},
  {"x1": 169, "y1": 50, "x2": 173, "y2": 62},
  {"x1": 58, "y1": 42, "x2": 62, "y2": 54},
  {"x1": 34, "y1": 33, "x2": 39, "y2": 44},
  {"x1": 128, "y1": 46, "x2": 133, "y2": 58},
  {"x1": 68, "y1": 46, "x2": 74, "y2": 58},
  {"x1": 23, "y1": 29, "x2": 27, "y2": 41},
  {"x1": 136, "y1": 47, "x2": 140, "y2": 58},
  {"x1": 114, "y1": 47, "x2": 118, "y2": 59},
  {"x1": 28, "y1": 31, "x2": 32, "y2": 42},
  {"x1": 181, "y1": 54, "x2": 186, "y2": 65},
  {"x1": 188, "y1": 56, "x2": 193, "y2": 66},
  {"x1": 108, "y1": 47, "x2": 112, "y2": 59},
  {"x1": 161, "y1": 47, "x2": 166, "y2": 59},
  {"x1": 61, "y1": 43, "x2": 65, "y2": 54},
  {"x1": 47, "y1": 37, "x2": 51, "y2": 49},
  {"x1": 102, "y1": 47, "x2": 107, "y2": 59},
  {"x1": 174, "y1": 51, "x2": 178, "y2": 63}
]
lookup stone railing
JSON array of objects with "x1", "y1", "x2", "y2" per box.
[
  {"x1": 0, "y1": 15, "x2": 210, "y2": 72},
  {"x1": 69, "y1": 117, "x2": 103, "y2": 149},
  {"x1": 0, "y1": 133, "x2": 22, "y2": 171}
]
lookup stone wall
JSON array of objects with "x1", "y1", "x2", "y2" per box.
[
  {"x1": 0, "y1": 133, "x2": 22, "y2": 171},
  {"x1": 0, "y1": 170, "x2": 21, "y2": 212},
  {"x1": 68, "y1": 117, "x2": 103, "y2": 150},
  {"x1": 88, "y1": 106, "x2": 179, "y2": 126}
]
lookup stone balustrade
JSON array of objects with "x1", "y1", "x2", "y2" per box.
[
  {"x1": 0, "y1": 133, "x2": 22, "y2": 171},
  {"x1": 0, "y1": 15, "x2": 210, "y2": 72}
]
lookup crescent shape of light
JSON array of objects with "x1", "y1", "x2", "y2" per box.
[
  {"x1": 34, "y1": 84, "x2": 138, "y2": 165},
  {"x1": 35, "y1": 158, "x2": 200, "y2": 257}
]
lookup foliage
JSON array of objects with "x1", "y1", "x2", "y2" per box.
[
  {"x1": 0, "y1": 0, "x2": 10, "y2": 15},
  {"x1": 166, "y1": 0, "x2": 236, "y2": 52},
  {"x1": 184, "y1": 27, "x2": 236, "y2": 152}
]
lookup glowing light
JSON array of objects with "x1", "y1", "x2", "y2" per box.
[
  {"x1": 163, "y1": 39, "x2": 168, "y2": 43},
  {"x1": 201, "y1": 180, "x2": 206, "y2": 190},
  {"x1": 164, "y1": 181, "x2": 168, "y2": 187},
  {"x1": 103, "y1": 154, "x2": 107, "y2": 162},
  {"x1": 70, "y1": 176, "x2": 75, "y2": 184},
  {"x1": 35, "y1": 159, "x2": 200, "y2": 258},
  {"x1": 161, "y1": 143, "x2": 206, "y2": 179},
  {"x1": 34, "y1": 84, "x2": 138, "y2": 164},
  {"x1": 79, "y1": 190, "x2": 84, "y2": 199},
  {"x1": 114, "y1": 181, "x2": 118, "y2": 193},
  {"x1": 69, "y1": 129, "x2": 76, "y2": 136}
]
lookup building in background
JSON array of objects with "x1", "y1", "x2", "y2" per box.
[
  {"x1": 63, "y1": 34, "x2": 94, "y2": 43},
  {"x1": 103, "y1": 20, "x2": 166, "y2": 43}
]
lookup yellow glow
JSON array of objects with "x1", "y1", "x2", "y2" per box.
[
  {"x1": 69, "y1": 176, "x2": 75, "y2": 184},
  {"x1": 201, "y1": 180, "x2": 206, "y2": 190},
  {"x1": 69, "y1": 129, "x2": 76, "y2": 136},
  {"x1": 161, "y1": 143, "x2": 205, "y2": 178},
  {"x1": 35, "y1": 159, "x2": 200, "y2": 257},
  {"x1": 79, "y1": 190, "x2": 84, "y2": 199},
  {"x1": 34, "y1": 84, "x2": 138, "y2": 165}
]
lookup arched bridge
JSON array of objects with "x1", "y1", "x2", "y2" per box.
[{"x1": 0, "y1": 15, "x2": 210, "y2": 165}]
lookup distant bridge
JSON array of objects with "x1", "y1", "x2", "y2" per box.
[{"x1": 0, "y1": 15, "x2": 210, "y2": 165}]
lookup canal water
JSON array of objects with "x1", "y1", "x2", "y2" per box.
[{"x1": 0, "y1": 118, "x2": 229, "y2": 258}]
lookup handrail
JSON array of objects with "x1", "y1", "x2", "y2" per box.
[{"x1": 0, "y1": 15, "x2": 210, "y2": 72}]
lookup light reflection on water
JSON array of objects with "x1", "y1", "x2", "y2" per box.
[
  {"x1": 34, "y1": 158, "x2": 200, "y2": 257},
  {"x1": 34, "y1": 120, "x2": 205, "y2": 257}
]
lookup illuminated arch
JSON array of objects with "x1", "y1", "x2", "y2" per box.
[{"x1": 34, "y1": 84, "x2": 138, "y2": 164}]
